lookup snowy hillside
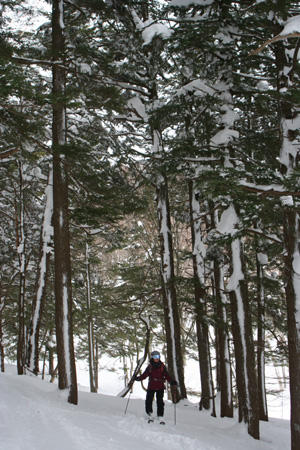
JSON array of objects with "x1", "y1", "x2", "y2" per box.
[{"x1": 1, "y1": 364, "x2": 290, "y2": 450}]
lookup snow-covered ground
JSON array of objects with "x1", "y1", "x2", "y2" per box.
[
  {"x1": 1, "y1": 362, "x2": 290, "y2": 450},
  {"x1": 76, "y1": 357, "x2": 290, "y2": 421}
]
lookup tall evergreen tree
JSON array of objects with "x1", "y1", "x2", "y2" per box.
[
  {"x1": 90, "y1": 0, "x2": 188, "y2": 399},
  {"x1": 243, "y1": 2, "x2": 300, "y2": 447},
  {"x1": 52, "y1": 0, "x2": 77, "y2": 405}
]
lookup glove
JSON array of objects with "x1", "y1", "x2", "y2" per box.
[{"x1": 170, "y1": 380, "x2": 177, "y2": 386}]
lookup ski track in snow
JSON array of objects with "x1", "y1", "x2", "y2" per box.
[{"x1": 0, "y1": 367, "x2": 290, "y2": 450}]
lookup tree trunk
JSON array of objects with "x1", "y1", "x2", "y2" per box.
[
  {"x1": 17, "y1": 160, "x2": 26, "y2": 375},
  {"x1": 86, "y1": 238, "x2": 98, "y2": 393},
  {"x1": 0, "y1": 271, "x2": 19, "y2": 373},
  {"x1": 208, "y1": 203, "x2": 233, "y2": 420},
  {"x1": 256, "y1": 252, "x2": 268, "y2": 421},
  {"x1": 213, "y1": 258, "x2": 233, "y2": 418},
  {"x1": 156, "y1": 170, "x2": 187, "y2": 401},
  {"x1": 52, "y1": 0, "x2": 77, "y2": 405},
  {"x1": 222, "y1": 205, "x2": 259, "y2": 439},
  {"x1": 188, "y1": 181, "x2": 215, "y2": 414},
  {"x1": 228, "y1": 229, "x2": 259, "y2": 439},
  {"x1": 27, "y1": 168, "x2": 53, "y2": 375},
  {"x1": 48, "y1": 330, "x2": 55, "y2": 378}
]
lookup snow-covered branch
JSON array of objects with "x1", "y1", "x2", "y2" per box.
[{"x1": 240, "y1": 182, "x2": 300, "y2": 197}]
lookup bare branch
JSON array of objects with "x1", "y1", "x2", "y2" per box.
[{"x1": 0, "y1": 148, "x2": 19, "y2": 159}]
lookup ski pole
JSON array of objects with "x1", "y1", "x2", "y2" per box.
[
  {"x1": 124, "y1": 389, "x2": 131, "y2": 414},
  {"x1": 124, "y1": 377, "x2": 135, "y2": 414}
]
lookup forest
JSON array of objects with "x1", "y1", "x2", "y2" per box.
[{"x1": 1, "y1": 1, "x2": 300, "y2": 450}]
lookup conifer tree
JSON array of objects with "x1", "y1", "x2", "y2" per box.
[
  {"x1": 241, "y1": 2, "x2": 300, "y2": 447},
  {"x1": 52, "y1": 0, "x2": 77, "y2": 405},
  {"x1": 87, "y1": 0, "x2": 188, "y2": 399}
]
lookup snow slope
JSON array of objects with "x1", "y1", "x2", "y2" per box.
[{"x1": 0, "y1": 365, "x2": 290, "y2": 450}]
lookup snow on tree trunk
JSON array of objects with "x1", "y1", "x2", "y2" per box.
[
  {"x1": 17, "y1": 160, "x2": 26, "y2": 375},
  {"x1": 188, "y1": 180, "x2": 215, "y2": 414},
  {"x1": 256, "y1": 251, "x2": 268, "y2": 422},
  {"x1": 219, "y1": 205, "x2": 259, "y2": 439},
  {"x1": 52, "y1": 0, "x2": 77, "y2": 405},
  {"x1": 86, "y1": 238, "x2": 97, "y2": 393},
  {"x1": 27, "y1": 168, "x2": 53, "y2": 375}
]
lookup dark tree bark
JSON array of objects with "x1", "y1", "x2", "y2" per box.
[
  {"x1": 52, "y1": 0, "x2": 77, "y2": 405},
  {"x1": 256, "y1": 252, "x2": 268, "y2": 422}
]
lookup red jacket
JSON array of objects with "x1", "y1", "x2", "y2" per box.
[{"x1": 138, "y1": 359, "x2": 173, "y2": 390}]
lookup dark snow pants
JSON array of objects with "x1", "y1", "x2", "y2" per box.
[{"x1": 145, "y1": 389, "x2": 164, "y2": 417}]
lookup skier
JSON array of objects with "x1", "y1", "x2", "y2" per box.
[{"x1": 134, "y1": 350, "x2": 177, "y2": 424}]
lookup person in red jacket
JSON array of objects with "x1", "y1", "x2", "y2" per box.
[{"x1": 135, "y1": 350, "x2": 177, "y2": 422}]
